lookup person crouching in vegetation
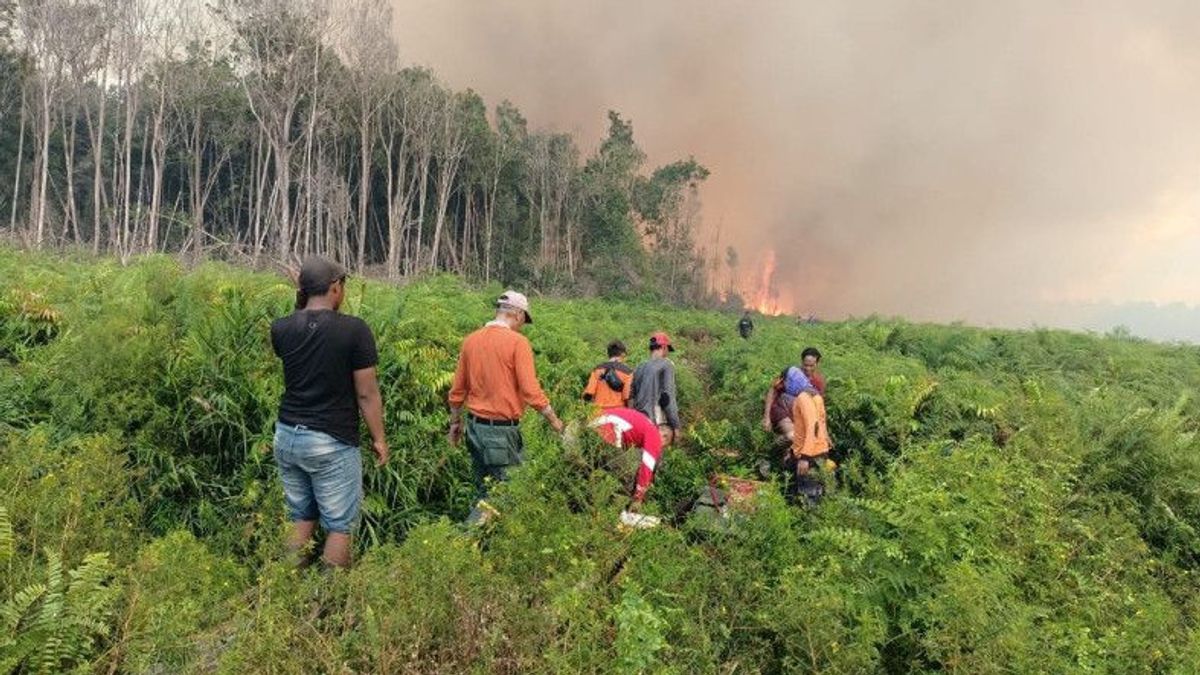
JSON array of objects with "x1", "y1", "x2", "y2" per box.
[
  {"x1": 788, "y1": 369, "x2": 833, "y2": 480},
  {"x1": 588, "y1": 407, "x2": 663, "y2": 513},
  {"x1": 631, "y1": 332, "x2": 682, "y2": 446},
  {"x1": 582, "y1": 340, "x2": 633, "y2": 410},
  {"x1": 762, "y1": 346, "x2": 827, "y2": 435},
  {"x1": 270, "y1": 257, "x2": 389, "y2": 569},
  {"x1": 762, "y1": 366, "x2": 806, "y2": 441},
  {"x1": 448, "y1": 291, "x2": 565, "y2": 524}
]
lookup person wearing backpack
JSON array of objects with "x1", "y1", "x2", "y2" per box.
[{"x1": 582, "y1": 340, "x2": 633, "y2": 410}]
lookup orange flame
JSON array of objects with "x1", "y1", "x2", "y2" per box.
[{"x1": 749, "y1": 250, "x2": 787, "y2": 315}]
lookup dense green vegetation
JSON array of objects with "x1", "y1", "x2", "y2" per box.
[{"x1": 2, "y1": 249, "x2": 1200, "y2": 672}]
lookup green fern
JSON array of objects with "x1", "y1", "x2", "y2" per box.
[
  {"x1": 0, "y1": 506, "x2": 12, "y2": 565},
  {"x1": 0, "y1": 548, "x2": 118, "y2": 674},
  {"x1": 806, "y1": 526, "x2": 904, "y2": 563}
]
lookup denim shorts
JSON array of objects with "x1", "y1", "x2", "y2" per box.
[{"x1": 273, "y1": 422, "x2": 363, "y2": 534}]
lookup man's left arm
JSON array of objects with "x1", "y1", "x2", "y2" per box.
[
  {"x1": 516, "y1": 340, "x2": 562, "y2": 433},
  {"x1": 662, "y1": 365, "x2": 682, "y2": 431},
  {"x1": 354, "y1": 367, "x2": 388, "y2": 466},
  {"x1": 351, "y1": 322, "x2": 387, "y2": 466}
]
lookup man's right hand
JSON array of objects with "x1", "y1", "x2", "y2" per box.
[
  {"x1": 448, "y1": 421, "x2": 463, "y2": 447},
  {"x1": 372, "y1": 439, "x2": 390, "y2": 466},
  {"x1": 762, "y1": 417, "x2": 772, "y2": 433}
]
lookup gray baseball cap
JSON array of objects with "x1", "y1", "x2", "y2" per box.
[{"x1": 298, "y1": 257, "x2": 347, "y2": 293}]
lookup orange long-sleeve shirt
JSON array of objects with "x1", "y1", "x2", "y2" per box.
[
  {"x1": 791, "y1": 392, "x2": 831, "y2": 458},
  {"x1": 448, "y1": 323, "x2": 550, "y2": 421}
]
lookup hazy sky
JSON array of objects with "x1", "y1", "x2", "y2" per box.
[{"x1": 390, "y1": 0, "x2": 1200, "y2": 340}]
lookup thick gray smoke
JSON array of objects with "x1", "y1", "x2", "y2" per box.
[{"x1": 391, "y1": 0, "x2": 1200, "y2": 341}]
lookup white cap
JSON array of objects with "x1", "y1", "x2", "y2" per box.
[{"x1": 496, "y1": 290, "x2": 533, "y2": 323}]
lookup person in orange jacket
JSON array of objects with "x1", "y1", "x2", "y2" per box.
[
  {"x1": 789, "y1": 369, "x2": 833, "y2": 478},
  {"x1": 582, "y1": 340, "x2": 633, "y2": 410}
]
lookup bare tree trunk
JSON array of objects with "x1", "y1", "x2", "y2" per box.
[
  {"x1": 90, "y1": 40, "x2": 111, "y2": 254},
  {"x1": 273, "y1": 136, "x2": 293, "y2": 261},
  {"x1": 383, "y1": 124, "x2": 414, "y2": 280},
  {"x1": 410, "y1": 143, "x2": 430, "y2": 275},
  {"x1": 59, "y1": 105, "x2": 81, "y2": 243},
  {"x1": 87, "y1": 74, "x2": 109, "y2": 253},
  {"x1": 383, "y1": 131, "x2": 397, "y2": 277},
  {"x1": 483, "y1": 170, "x2": 499, "y2": 283},
  {"x1": 300, "y1": 106, "x2": 317, "y2": 259},
  {"x1": 9, "y1": 87, "x2": 27, "y2": 233},
  {"x1": 131, "y1": 110, "x2": 151, "y2": 256},
  {"x1": 33, "y1": 76, "x2": 53, "y2": 248},
  {"x1": 429, "y1": 145, "x2": 464, "y2": 272},
  {"x1": 108, "y1": 120, "x2": 120, "y2": 251},
  {"x1": 428, "y1": 93, "x2": 465, "y2": 272},
  {"x1": 187, "y1": 113, "x2": 204, "y2": 255},
  {"x1": 147, "y1": 87, "x2": 167, "y2": 251},
  {"x1": 258, "y1": 136, "x2": 278, "y2": 261},
  {"x1": 459, "y1": 193, "x2": 472, "y2": 274},
  {"x1": 355, "y1": 110, "x2": 371, "y2": 272},
  {"x1": 119, "y1": 84, "x2": 137, "y2": 258}
]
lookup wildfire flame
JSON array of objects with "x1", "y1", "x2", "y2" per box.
[{"x1": 749, "y1": 250, "x2": 787, "y2": 316}]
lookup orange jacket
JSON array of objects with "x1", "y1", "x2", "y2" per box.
[
  {"x1": 448, "y1": 324, "x2": 550, "y2": 420},
  {"x1": 582, "y1": 360, "x2": 633, "y2": 409},
  {"x1": 791, "y1": 392, "x2": 831, "y2": 458}
]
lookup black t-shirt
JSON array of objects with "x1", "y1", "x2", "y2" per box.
[{"x1": 270, "y1": 309, "x2": 378, "y2": 445}]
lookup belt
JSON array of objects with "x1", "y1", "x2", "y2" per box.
[{"x1": 468, "y1": 413, "x2": 519, "y2": 427}]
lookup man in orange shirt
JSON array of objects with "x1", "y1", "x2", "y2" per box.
[
  {"x1": 582, "y1": 340, "x2": 633, "y2": 410},
  {"x1": 448, "y1": 290, "x2": 564, "y2": 520}
]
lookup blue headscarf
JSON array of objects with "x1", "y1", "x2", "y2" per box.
[{"x1": 783, "y1": 366, "x2": 817, "y2": 396}]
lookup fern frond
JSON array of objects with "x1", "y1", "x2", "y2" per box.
[
  {"x1": 1, "y1": 583, "x2": 48, "y2": 634},
  {"x1": 0, "y1": 506, "x2": 12, "y2": 565}
]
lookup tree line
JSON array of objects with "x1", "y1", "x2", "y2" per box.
[{"x1": 0, "y1": 0, "x2": 725, "y2": 304}]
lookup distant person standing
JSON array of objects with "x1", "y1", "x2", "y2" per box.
[
  {"x1": 271, "y1": 257, "x2": 388, "y2": 569},
  {"x1": 582, "y1": 340, "x2": 634, "y2": 410},
  {"x1": 448, "y1": 291, "x2": 564, "y2": 522},
  {"x1": 630, "y1": 332, "x2": 682, "y2": 446},
  {"x1": 738, "y1": 312, "x2": 755, "y2": 339}
]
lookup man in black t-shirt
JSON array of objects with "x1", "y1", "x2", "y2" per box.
[{"x1": 270, "y1": 257, "x2": 388, "y2": 568}]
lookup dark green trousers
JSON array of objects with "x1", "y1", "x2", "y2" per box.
[{"x1": 465, "y1": 418, "x2": 524, "y2": 499}]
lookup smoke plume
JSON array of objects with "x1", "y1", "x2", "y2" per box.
[{"x1": 391, "y1": 0, "x2": 1200, "y2": 340}]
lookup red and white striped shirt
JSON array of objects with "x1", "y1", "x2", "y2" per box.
[{"x1": 589, "y1": 407, "x2": 663, "y2": 502}]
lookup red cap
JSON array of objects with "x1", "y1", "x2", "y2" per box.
[{"x1": 649, "y1": 331, "x2": 675, "y2": 352}]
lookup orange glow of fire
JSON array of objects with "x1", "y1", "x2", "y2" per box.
[{"x1": 748, "y1": 250, "x2": 788, "y2": 316}]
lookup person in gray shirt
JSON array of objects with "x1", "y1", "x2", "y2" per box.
[{"x1": 630, "y1": 331, "x2": 682, "y2": 445}]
